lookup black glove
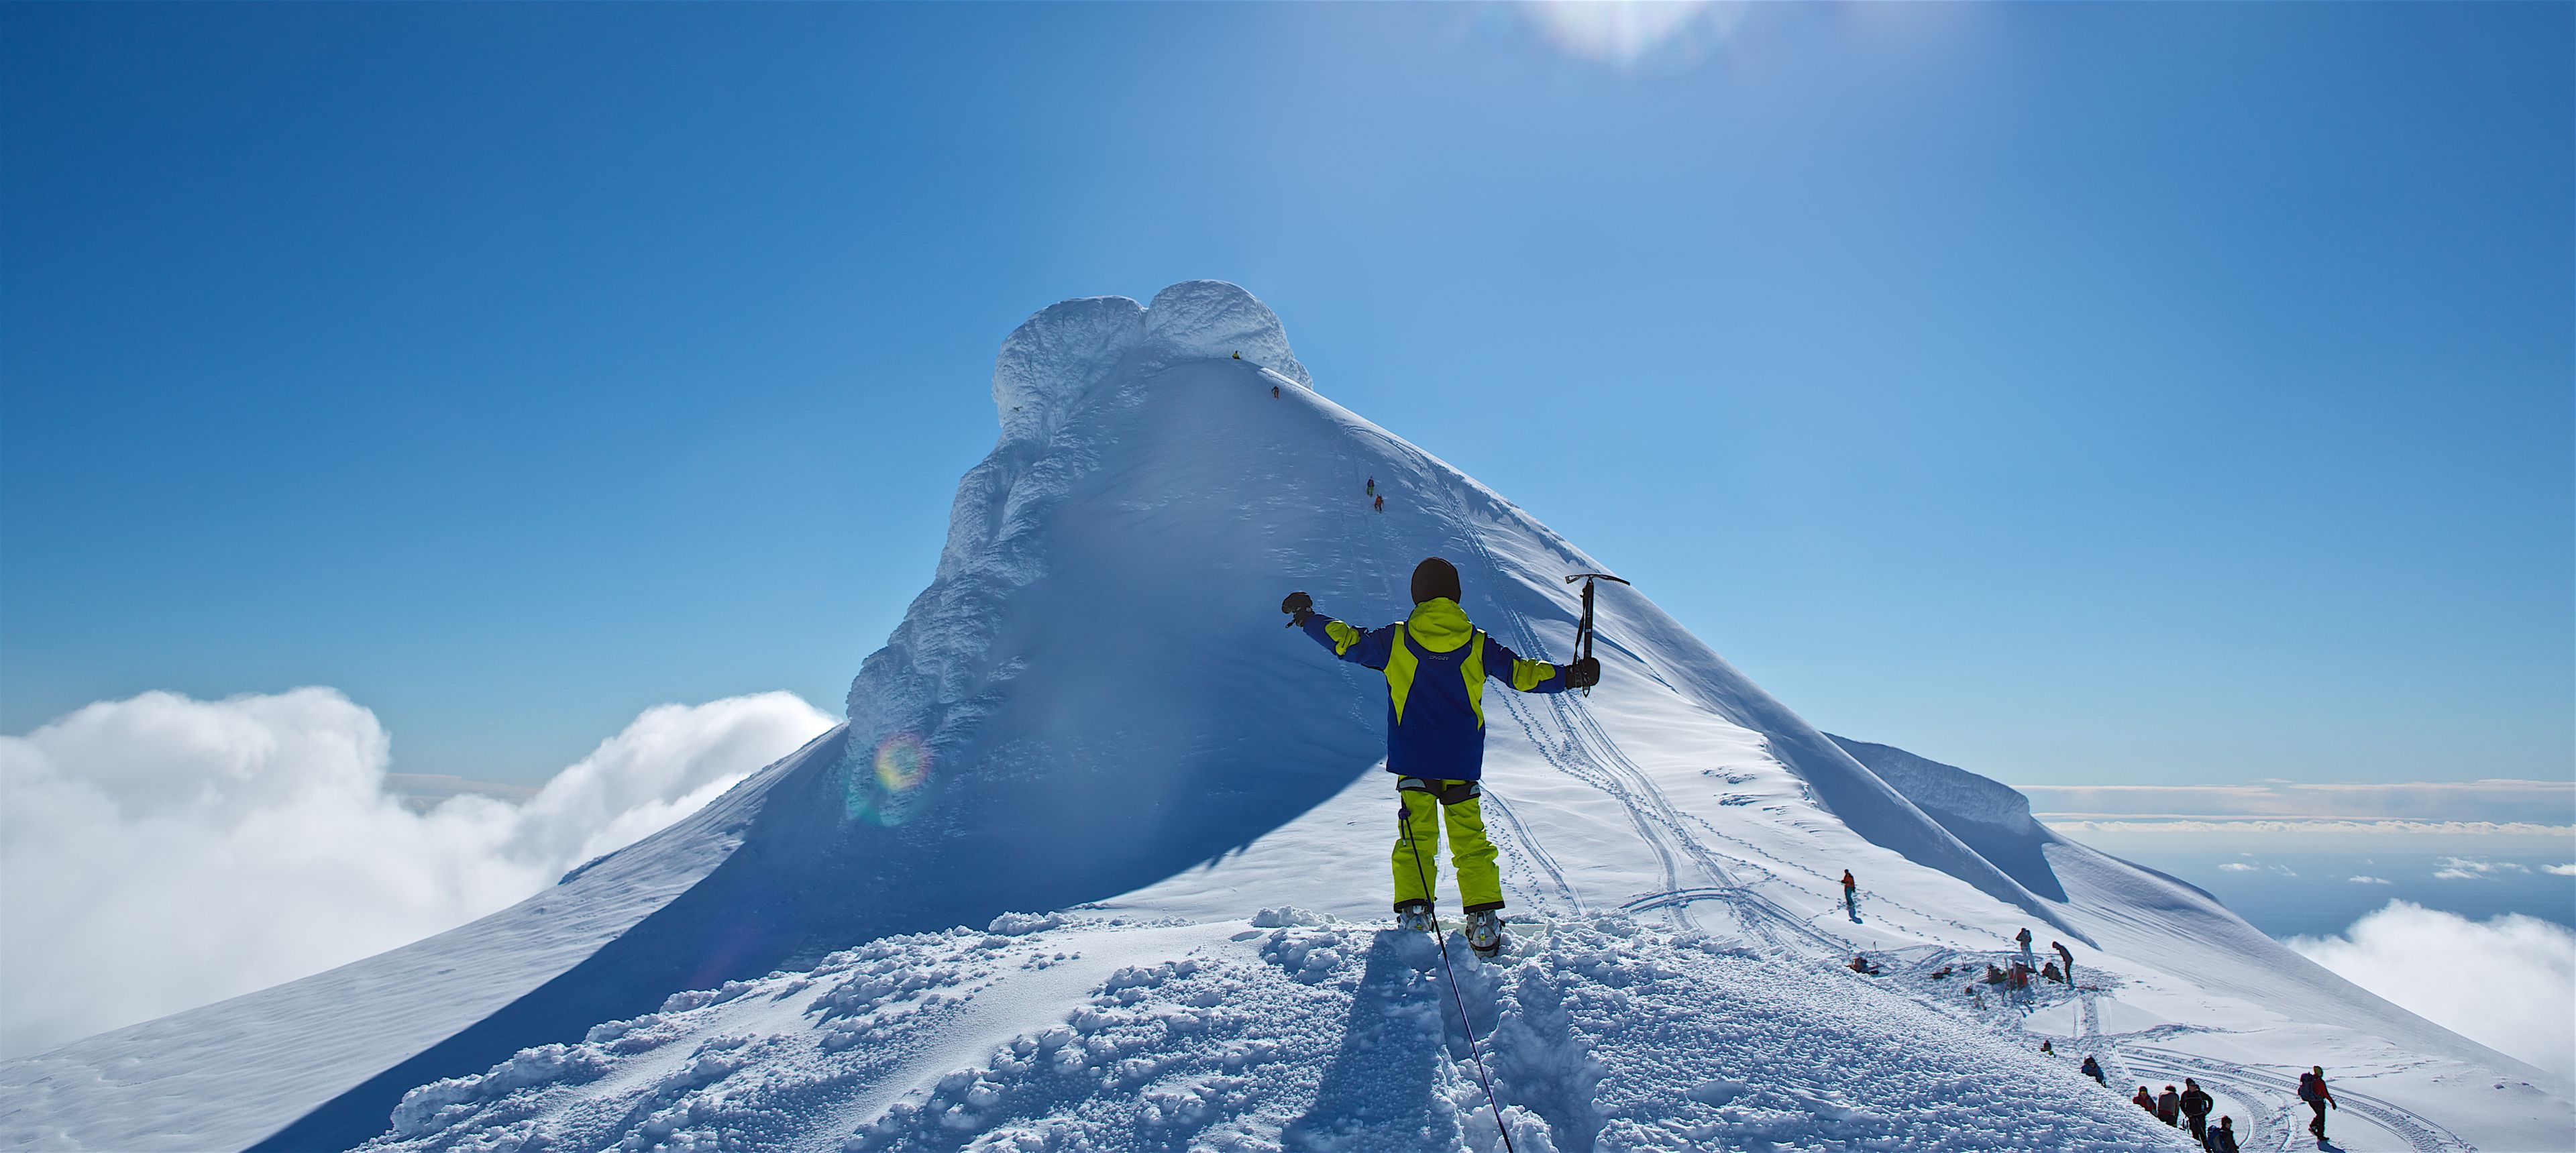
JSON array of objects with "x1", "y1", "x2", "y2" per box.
[
  {"x1": 1562, "y1": 656, "x2": 1601, "y2": 689},
  {"x1": 1281, "y1": 590, "x2": 1313, "y2": 628}
]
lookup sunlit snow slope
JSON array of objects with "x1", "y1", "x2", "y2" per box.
[{"x1": 4, "y1": 282, "x2": 2567, "y2": 1153}]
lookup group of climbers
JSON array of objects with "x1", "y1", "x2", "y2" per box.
[
  {"x1": 2115, "y1": 1065, "x2": 2334, "y2": 1148},
  {"x1": 2129, "y1": 1077, "x2": 2240, "y2": 1150}
]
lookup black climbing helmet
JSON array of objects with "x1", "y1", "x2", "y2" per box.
[{"x1": 1411, "y1": 556, "x2": 1461, "y2": 604}]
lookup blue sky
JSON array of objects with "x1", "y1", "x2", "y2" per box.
[{"x1": 3, "y1": 3, "x2": 2567, "y2": 789}]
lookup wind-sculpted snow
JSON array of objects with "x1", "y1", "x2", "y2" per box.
[
  {"x1": 1827, "y1": 734, "x2": 2068, "y2": 902},
  {"x1": 359, "y1": 914, "x2": 2181, "y2": 1153}
]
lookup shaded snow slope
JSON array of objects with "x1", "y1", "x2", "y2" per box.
[{"x1": 7, "y1": 281, "x2": 2567, "y2": 1153}]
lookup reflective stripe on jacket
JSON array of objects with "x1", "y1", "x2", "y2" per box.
[{"x1": 1300, "y1": 597, "x2": 1566, "y2": 780}]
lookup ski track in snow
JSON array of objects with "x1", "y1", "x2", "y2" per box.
[{"x1": 2116, "y1": 1047, "x2": 2473, "y2": 1153}]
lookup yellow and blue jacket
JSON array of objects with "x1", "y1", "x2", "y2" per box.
[{"x1": 1299, "y1": 597, "x2": 1570, "y2": 781}]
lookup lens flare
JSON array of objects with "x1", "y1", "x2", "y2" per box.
[
  {"x1": 844, "y1": 732, "x2": 934, "y2": 826},
  {"x1": 875, "y1": 734, "x2": 929, "y2": 793}
]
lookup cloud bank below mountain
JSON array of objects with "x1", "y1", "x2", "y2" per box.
[
  {"x1": 2289, "y1": 900, "x2": 2576, "y2": 1080},
  {"x1": 0, "y1": 687, "x2": 832, "y2": 1059}
]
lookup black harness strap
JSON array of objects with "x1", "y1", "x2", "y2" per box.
[{"x1": 1396, "y1": 776, "x2": 1481, "y2": 806}]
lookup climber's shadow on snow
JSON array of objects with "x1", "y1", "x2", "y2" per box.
[{"x1": 1285, "y1": 931, "x2": 1454, "y2": 1151}]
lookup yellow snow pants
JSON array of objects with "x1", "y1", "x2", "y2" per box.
[{"x1": 1391, "y1": 779, "x2": 1503, "y2": 912}]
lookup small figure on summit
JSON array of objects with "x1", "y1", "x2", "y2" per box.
[
  {"x1": 2015, "y1": 926, "x2": 2036, "y2": 969},
  {"x1": 1841, "y1": 869, "x2": 1858, "y2": 919},
  {"x1": 2053, "y1": 939, "x2": 2075, "y2": 985},
  {"x1": 1281, "y1": 558, "x2": 1600, "y2": 958},
  {"x1": 1271, "y1": 384, "x2": 1279, "y2": 398},
  {"x1": 1232, "y1": 351, "x2": 1242, "y2": 359}
]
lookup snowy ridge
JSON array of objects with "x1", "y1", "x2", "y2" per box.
[
  {"x1": 5, "y1": 282, "x2": 2567, "y2": 1153},
  {"x1": 1829, "y1": 734, "x2": 2068, "y2": 902}
]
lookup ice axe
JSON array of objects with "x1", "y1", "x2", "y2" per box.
[{"x1": 1564, "y1": 572, "x2": 1629, "y2": 696}]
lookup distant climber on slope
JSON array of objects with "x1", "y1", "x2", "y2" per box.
[
  {"x1": 2180, "y1": 1078, "x2": 2212, "y2": 1142},
  {"x1": 1841, "y1": 870, "x2": 1858, "y2": 920},
  {"x1": 2053, "y1": 939, "x2": 2075, "y2": 985},
  {"x1": 2298, "y1": 1066, "x2": 2336, "y2": 1142},
  {"x1": 2156, "y1": 1085, "x2": 2182, "y2": 1127},
  {"x1": 2204, "y1": 1115, "x2": 2240, "y2": 1153},
  {"x1": 2133, "y1": 1087, "x2": 2158, "y2": 1115},
  {"x1": 2080, "y1": 1055, "x2": 2106, "y2": 1085},
  {"x1": 1366, "y1": 477, "x2": 1375, "y2": 496},
  {"x1": 2015, "y1": 926, "x2": 2035, "y2": 970},
  {"x1": 1373, "y1": 494, "x2": 1385, "y2": 513},
  {"x1": 1282, "y1": 558, "x2": 1600, "y2": 958}
]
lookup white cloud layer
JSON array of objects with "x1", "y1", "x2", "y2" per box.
[
  {"x1": 2044, "y1": 818, "x2": 2572, "y2": 838},
  {"x1": 0, "y1": 688, "x2": 833, "y2": 1059},
  {"x1": 2021, "y1": 779, "x2": 2574, "y2": 824},
  {"x1": 2433, "y1": 856, "x2": 2534, "y2": 881},
  {"x1": 2289, "y1": 901, "x2": 2576, "y2": 1079}
]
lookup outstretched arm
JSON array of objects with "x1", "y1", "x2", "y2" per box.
[
  {"x1": 1283, "y1": 592, "x2": 1395, "y2": 669},
  {"x1": 1485, "y1": 638, "x2": 1596, "y2": 692}
]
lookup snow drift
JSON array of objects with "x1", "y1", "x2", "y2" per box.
[{"x1": 5, "y1": 282, "x2": 2567, "y2": 1153}]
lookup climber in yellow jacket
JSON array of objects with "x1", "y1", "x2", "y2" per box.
[{"x1": 1282, "y1": 557, "x2": 1599, "y2": 956}]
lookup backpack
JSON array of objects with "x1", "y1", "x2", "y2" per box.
[{"x1": 2297, "y1": 1073, "x2": 2322, "y2": 1103}]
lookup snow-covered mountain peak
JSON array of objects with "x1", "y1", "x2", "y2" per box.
[
  {"x1": 10, "y1": 284, "x2": 2567, "y2": 1153},
  {"x1": 990, "y1": 280, "x2": 1308, "y2": 451}
]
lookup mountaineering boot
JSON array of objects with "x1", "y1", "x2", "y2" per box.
[
  {"x1": 1395, "y1": 901, "x2": 1437, "y2": 933},
  {"x1": 1466, "y1": 909, "x2": 1504, "y2": 958}
]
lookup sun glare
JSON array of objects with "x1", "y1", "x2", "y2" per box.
[{"x1": 1523, "y1": 0, "x2": 1743, "y2": 67}]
